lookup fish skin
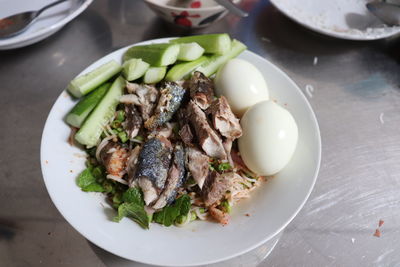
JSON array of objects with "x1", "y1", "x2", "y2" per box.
[
  {"x1": 145, "y1": 81, "x2": 187, "y2": 130},
  {"x1": 124, "y1": 104, "x2": 142, "y2": 140},
  {"x1": 136, "y1": 137, "x2": 173, "y2": 205},
  {"x1": 152, "y1": 144, "x2": 186, "y2": 209}
]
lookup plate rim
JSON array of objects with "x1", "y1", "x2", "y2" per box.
[
  {"x1": 40, "y1": 37, "x2": 322, "y2": 266},
  {"x1": 0, "y1": 0, "x2": 94, "y2": 47}
]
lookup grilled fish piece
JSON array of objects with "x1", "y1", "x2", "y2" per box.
[
  {"x1": 100, "y1": 142, "x2": 129, "y2": 178},
  {"x1": 124, "y1": 104, "x2": 142, "y2": 140},
  {"x1": 189, "y1": 71, "x2": 214, "y2": 110},
  {"x1": 209, "y1": 206, "x2": 230, "y2": 225},
  {"x1": 126, "y1": 145, "x2": 141, "y2": 186},
  {"x1": 202, "y1": 171, "x2": 234, "y2": 207},
  {"x1": 186, "y1": 146, "x2": 209, "y2": 189},
  {"x1": 208, "y1": 96, "x2": 242, "y2": 139},
  {"x1": 186, "y1": 100, "x2": 227, "y2": 159},
  {"x1": 124, "y1": 82, "x2": 159, "y2": 121},
  {"x1": 145, "y1": 81, "x2": 186, "y2": 130},
  {"x1": 179, "y1": 124, "x2": 194, "y2": 145},
  {"x1": 153, "y1": 144, "x2": 186, "y2": 209},
  {"x1": 136, "y1": 137, "x2": 173, "y2": 205}
]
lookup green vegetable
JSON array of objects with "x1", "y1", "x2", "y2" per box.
[
  {"x1": 122, "y1": 187, "x2": 145, "y2": 206},
  {"x1": 67, "y1": 60, "x2": 121, "y2": 98},
  {"x1": 165, "y1": 56, "x2": 207, "y2": 81},
  {"x1": 123, "y1": 43, "x2": 180, "y2": 66},
  {"x1": 113, "y1": 202, "x2": 149, "y2": 229},
  {"x1": 118, "y1": 131, "x2": 128, "y2": 143},
  {"x1": 75, "y1": 76, "x2": 125, "y2": 147},
  {"x1": 220, "y1": 200, "x2": 231, "y2": 214},
  {"x1": 196, "y1": 39, "x2": 247, "y2": 77},
  {"x1": 122, "y1": 58, "x2": 149, "y2": 81},
  {"x1": 153, "y1": 194, "x2": 191, "y2": 226},
  {"x1": 116, "y1": 110, "x2": 125, "y2": 122},
  {"x1": 171, "y1": 34, "x2": 231, "y2": 55},
  {"x1": 177, "y1": 42, "x2": 205, "y2": 61},
  {"x1": 77, "y1": 168, "x2": 104, "y2": 192},
  {"x1": 133, "y1": 135, "x2": 144, "y2": 142},
  {"x1": 143, "y1": 67, "x2": 167, "y2": 84},
  {"x1": 66, "y1": 83, "x2": 110, "y2": 128},
  {"x1": 218, "y1": 162, "x2": 232, "y2": 172}
]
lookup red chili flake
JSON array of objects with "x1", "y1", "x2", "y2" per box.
[
  {"x1": 379, "y1": 220, "x2": 384, "y2": 227},
  {"x1": 245, "y1": 213, "x2": 250, "y2": 217},
  {"x1": 190, "y1": 1, "x2": 202, "y2": 8},
  {"x1": 373, "y1": 229, "x2": 381, "y2": 238}
]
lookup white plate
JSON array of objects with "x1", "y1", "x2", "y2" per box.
[
  {"x1": 0, "y1": 0, "x2": 93, "y2": 50},
  {"x1": 270, "y1": 0, "x2": 400, "y2": 41},
  {"x1": 40, "y1": 38, "x2": 321, "y2": 266}
]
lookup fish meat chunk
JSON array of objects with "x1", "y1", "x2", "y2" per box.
[
  {"x1": 124, "y1": 104, "x2": 142, "y2": 140},
  {"x1": 136, "y1": 137, "x2": 173, "y2": 205},
  {"x1": 189, "y1": 71, "x2": 214, "y2": 110},
  {"x1": 125, "y1": 82, "x2": 159, "y2": 121},
  {"x1": 145, "y1": 81, "x2": 186, "y2": 130},
  {"x1": 186, "y1": 147, "x2": 209, "y2": 189},
  {"x1": 152, "y1": 144, "x2": 186, "y2": 209},
  {"x1": 202, "y1": 171, "x2": 234, "y2": 207},
  {"x1": 208, "y1": 96, "x2": 242, "y2": 139},
  {"x1": 100, "y1": 142, "x2": 129, "y2": 178},
  {"x1": 186, "y1": 100, "x2": 226, "y2": 159}
]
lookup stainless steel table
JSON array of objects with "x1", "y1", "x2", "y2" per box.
[{"x1": 1, "y1": 0, "x2": 399, "y2": 266}]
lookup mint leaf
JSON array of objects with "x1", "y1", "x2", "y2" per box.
[
  {"x1": 113, "y1": 202, "x2": 149, "y2": 229},
  {"x1": 122, "y1": 187, "x2": 145, "y2": 206},
  {"x1": 77, "y1": 168, "x2": 104, "y2": 192},
  {"x1": 153, "y1": 194, "x2": 191, "y2": 227}
]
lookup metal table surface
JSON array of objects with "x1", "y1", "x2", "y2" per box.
[{"x1": 1, "y1": 0, "x2": 399, "y2": 266}]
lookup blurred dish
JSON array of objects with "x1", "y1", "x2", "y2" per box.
[
  {"x1": 270, "y1": 0, "x2": 400, "y2": 40},
  {"x1": 144, "y1": 0, "x2": 239, "y2": 28},
  {"x1": 0, "y1": 0, "x2": 93, "y2": 50}
]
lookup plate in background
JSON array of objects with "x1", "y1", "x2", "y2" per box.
[
  {"x1": 270, "y1": 0, "x2": 400, "y2": 40},
  {"x1": 0, "y1": 0, "x2": 93, "y2": 50},
  {"x1": 40, "y1": 38, "x2": 321, "y2": 266}
]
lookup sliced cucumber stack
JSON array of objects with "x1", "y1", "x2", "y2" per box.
[
  {"x1": 144, "y1": 67, "x2": 167, "y2": 84},
  {"x1": 177, "y1": 42, "x2": 205, "y2": 61},
  {"x1": 67, "y1": 60, "x2": 121, "y2": 98},
  {"x1": 75, "y1": 76, "x2": 125, "y2": 147},
  {"x1": 171, "y1": 34, "x2": 231, "y2": 55},
  {"x1": 123, "y1": 43, "x2": 180, "y2": 66},
  {"x1": 165, "y1": 56, "x2": 207, "y2": 81},
  {"x1": 196, "y1": 39, "x2": 247, "y2": 77},
  {"x1": 66, "y1": 83, "x2": 111, "y2": 128},
  {"x1": 122, "y1": 58, "x2": 149, "y2": 81}
]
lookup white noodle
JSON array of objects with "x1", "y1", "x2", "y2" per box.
[
  {"x1": 194, "y1": 207, "x2": 207, "y2": 221},
  {"x1": 95, "y1": 135, "x2": 115, "y2": 162},
  {"x1": 106, "y1": 174, "x2": 128, "y2": 185}
]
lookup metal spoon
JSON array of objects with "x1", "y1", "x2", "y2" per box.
[
  {"x1": 366, "y1": 2, "x2": 400, "y2": 26},
  {"x1": 0, "y1": 0, "x2": 68, "y2": 38},
  {"x1": 214, "y1": 0, "x2": 248, "y2": 17}
]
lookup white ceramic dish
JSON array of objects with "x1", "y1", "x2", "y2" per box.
[
  {"x1": 40, "y1": 38, "x2": 321, "y2": 266},
  {"x1": 270, "y1": 0, "x2": 400, "y2": 41},
  {"x1": 0, "y1": 0, "x2": 93, "y2": 50}
]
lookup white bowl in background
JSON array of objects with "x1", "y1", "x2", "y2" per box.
[{"x1": 40, "y1": 37, "x2": 321, "y2": 266}]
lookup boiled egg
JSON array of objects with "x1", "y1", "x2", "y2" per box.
[
  {"x1": 238, "y1": 100, "x2": 298, "y2": 176},
  {"x1": 214, "y1": 58, "x2": 269, "y2": 117}
]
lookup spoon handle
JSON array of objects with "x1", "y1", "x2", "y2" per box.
[
  {"x1": 36, "y1": 0, "x2": 69, "y2": 17},
  {"x1": 214, "y1": 0, "x2": 248, "y2": 17}
]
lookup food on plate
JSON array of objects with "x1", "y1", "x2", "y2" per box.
[
  {"x1": 65, "y1": 34, "x2": 298, "y2": 229},
  {"x1": 214, "y1": 58, "x2": 269, "y2": 116},
  {"x1": 238, "y1": 100, "x2": 298, "y2": 176}
]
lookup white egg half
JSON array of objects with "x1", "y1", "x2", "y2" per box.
[
  {"x1": 214, "y1": 58, "x2": 269, "y2": 117},
  {"x1": 238, "y1": 100, "x2": 298, "y2": 176}
]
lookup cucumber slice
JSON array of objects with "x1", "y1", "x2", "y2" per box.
[
  {"x1": 122, "y1": 58, "x2": 150, "y2": 81},
  {"x1": 165, "y1": 56, "x2": 207, "y2": 81},
  {"x1": 67, "y1": 60, "x2": 121, "y2": 98},
  {"x1": 177, "y1": 43, "x2": 205, "y2": 61},
  {"x1": 75, "y1": 76, "x2": 125, "y2": 147},
  {"x1": 195, "y1": 39, "x2": 247, "y2": 77},
  {"x1": 143, "y1": 67, "x2": 167, "y2": 84},
  {"x1": 123, "y1": 44, "x2": 180, "y2": 66},
  {"x1": 171, "y1": 34, "x2": 231, "y2": 55},
  {"x1": 66, "y1": 83, "x2": 111, "y2": 128}
]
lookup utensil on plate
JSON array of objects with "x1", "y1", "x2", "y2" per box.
[
  {"x1": 0, "y1": 0, "x2": 68, "y2": 38},
  {"x1": 214, "y1": 0, "x2": 248, "y2": 17},
  {"x1": 366, "y1": 2, "x2": 400, "y2": 26}
]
